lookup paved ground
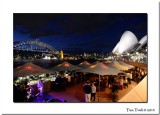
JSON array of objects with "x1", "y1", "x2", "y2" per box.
[{"x1": 47, "y1": 81, "x2": 137, "y2": 103}]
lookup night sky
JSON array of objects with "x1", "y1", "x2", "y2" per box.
[{"x1": 13, "y1": 13, "x2": 147, "y2": 54}]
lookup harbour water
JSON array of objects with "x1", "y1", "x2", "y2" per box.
[{"x1": 14, "y1": 59, "x2": 97, "y2": 69}]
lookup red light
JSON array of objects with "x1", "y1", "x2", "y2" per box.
[
  {"x1": 64, "y1": 64, "x2": 69, "y2": 67},
  {"x1": 26, "y1": 66, "x2": 32, "y2": 69},
  {"x1": 101, "y1": 65, "x2": 107, "y2": 69}
]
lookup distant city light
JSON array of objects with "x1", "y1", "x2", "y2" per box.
[{"x1": 43, "y1": 56, "x2": 51, "y2": 60}]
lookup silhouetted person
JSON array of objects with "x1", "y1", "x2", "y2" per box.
[{"x1": 83, "y1": 80, "x2": 91, "y2": 102}]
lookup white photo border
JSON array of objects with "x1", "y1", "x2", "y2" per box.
[{"x1": 0, "y1": 0, "x2": 159, "y2": 114}]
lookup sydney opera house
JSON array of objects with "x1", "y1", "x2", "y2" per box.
[{"x1": 112, "y1": 31, "x2": 147, "y2": 55}]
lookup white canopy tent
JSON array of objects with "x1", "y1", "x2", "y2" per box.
[
  {"x1": 77, "y1": 62, "x2": 123, "y2": 102},
  {"x1": 53, "y1": 61, "x2": 82, "y2": 71},
  {"x1": 107, "y1": 61, "x2": 129, "y2": 71},
  {"x1": 14, "y1": 62, "x2": 53, "y2": 77},
  {"x1": 78, "y1": 62, "x2": 122, "y2": 75},
  {"x1": 78, "y1": 61, "x2": 92, "y2": 68},
  {"x1": 92, "y1": 61, "x2": 100, "y2": 65},
  {"x1": 118, "y1": 61, "x2": 134, "y2": 69},
  {"x1": 118, "y1": 77, "x2": 147, "y2": 102}
]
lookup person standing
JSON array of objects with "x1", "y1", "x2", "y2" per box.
[
  {"x1": 83, "y1": 80, "x2": 91, "y2": 102},
  {"x1": 119, "y1": 77, "x2": 124, "y2": 90},
  {"x1": 37, "y1": 79, "x2": 43, "y2": 96},
  {"x1": 27, "y1": 85, "x2": 35, "y2": 102},
  {"x1": 91, "y1": 83, "x2": 96, "y2": 101}
]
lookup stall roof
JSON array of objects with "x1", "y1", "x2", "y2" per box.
[
  {"x1": 14, "y1": 62, "x2": 53, "y2": 77},
  {"x1": 118, "y1": 77, "x2": 147, "y2": 102}
]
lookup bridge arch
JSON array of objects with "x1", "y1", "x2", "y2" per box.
[{"x1": 14, "y1": 40, "x2": 58, "y2": 54}]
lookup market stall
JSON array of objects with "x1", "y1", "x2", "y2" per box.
[
  {"x1": 14, "y1": 62, "x2": 55, "y2": 94},
  {"x1": 77, "y1": 62, "x2": 123, "y2": 102},
  {"x1": 78, "y1": 61, "x2": 92, "y2": 68}
]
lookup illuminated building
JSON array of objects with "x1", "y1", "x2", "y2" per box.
[
  {"x1": 112, "y1": 31, "x2": 147, "y2": 55},
  {"x1": 60, "y1": 50, "x2": 64, "y2": 59},
  {"x1": 135, "y1": 35, "x2": 147, "y2": 51}
]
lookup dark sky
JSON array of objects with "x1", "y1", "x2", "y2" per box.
[{"x1": 13, "y1": 13, "x2": 147, "y2": 54}]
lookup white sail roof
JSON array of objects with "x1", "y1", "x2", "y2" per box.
[
  {"x1": 112, "y1": 31, "x2": 138, "y2": 55},
  {"x1": 136, "y1": 35, "x2": 147, "y2": 51}
]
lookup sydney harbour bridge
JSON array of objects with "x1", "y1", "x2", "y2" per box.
[{"x1": 14, "y1": 39, "x2": 59, "y2": 54}]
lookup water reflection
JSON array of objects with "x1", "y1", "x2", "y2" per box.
[{"x1": 14, "y1": 59, "x2": 96, "y2": 69}]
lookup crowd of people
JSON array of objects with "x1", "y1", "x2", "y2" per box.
[
  {"x1": 13, "y1": 71, "x2": 84, "y2": 102},
  {"x1": 83, "y1": 80, "x2": 96, "y2": 102},
  {"x1": 82, "y1": 66, "x2": 147, "y2": 102},
  {"x1": 14, "y1": 64, "x2": 147, "y2": 102},
  {"x1": 14, "y1": 79, "x2": 44, "y2": 102}
]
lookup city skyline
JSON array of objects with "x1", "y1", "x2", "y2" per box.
[{"x1": 14, "y1": 13, "x2": 147, "y2": 54}]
